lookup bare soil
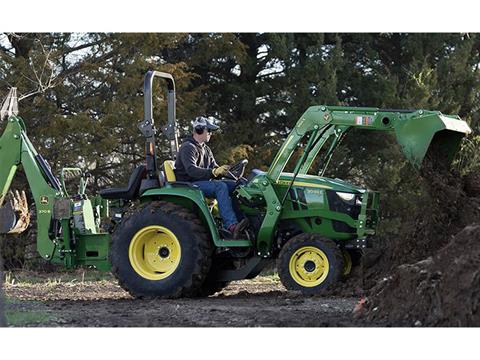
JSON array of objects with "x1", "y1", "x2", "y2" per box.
[
  {"x1": 361, "y1": 142, "x2": 480, "y2": 326},
  {"x1": 366, "y1": 224, "x2": 480, "y2": 326},
  {"x1": 4, "y1": 275, "x2": 374, "y2": 327}
]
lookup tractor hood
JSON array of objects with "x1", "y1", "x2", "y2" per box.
[{"x1": 277, "y1": 173, "x2": 365, "y2": 193}]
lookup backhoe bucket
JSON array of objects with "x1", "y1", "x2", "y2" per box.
[
  {"x1": 0, "y1": 190, "x2": 30, "y2": 234},
  {"x1": 394, "y1": 112, "x2": 472, "y2": 169}
]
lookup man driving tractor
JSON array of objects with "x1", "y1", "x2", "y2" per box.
[{"x1": 174, "y1": 116, "x2": 249, "y2": 239}]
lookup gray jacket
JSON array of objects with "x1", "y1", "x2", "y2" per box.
[{"x1": 174, "y1": 137, "x2": 218, "y2": 182}]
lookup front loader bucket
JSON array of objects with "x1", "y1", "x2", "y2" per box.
[{"x1": 394, "y1": 111, "x2": 472, "y2": 169}]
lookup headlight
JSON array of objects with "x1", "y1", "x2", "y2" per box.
[{"x1": 336, "y1": 192, "x2": 356, "y2": 202}]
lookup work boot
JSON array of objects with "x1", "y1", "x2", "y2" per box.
[{"x1": 227, "y1": 218, "x2": 249, "y2": 240}]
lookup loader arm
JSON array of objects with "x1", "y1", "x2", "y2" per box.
[{"x1": 268, "y1": 106, "x2": 472, "y2": 182}]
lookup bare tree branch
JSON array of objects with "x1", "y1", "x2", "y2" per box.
[
  {"x1": 64, "y1": 38, "x2": 106, "y2": 55},
  {"x1": 1, "y1": 34, "x2": 111, "y2": 102},
  {"x1": 56, "y1": 48, "x2": 119, "y2": 80}
]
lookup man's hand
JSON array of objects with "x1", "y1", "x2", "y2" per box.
[{"x1": 212, "y1": 165, "x2": 230, "y2": 178}]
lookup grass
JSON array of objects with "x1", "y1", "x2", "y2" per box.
[
  {"x1": 268, "y1": 273, "x2": 280, "y2": 281},
  {"x1": 4, "y1": 298, "x2": 54, "y2": 327},
  {"x1": 3, "y1": 268, "x2": 116, "y2": 285},
  {"x1": 2, "y1": 269, "x2": 117, "y2": 326},
  {"x1": 4, "y1": 266, "x2": 281, "y2": 285}
]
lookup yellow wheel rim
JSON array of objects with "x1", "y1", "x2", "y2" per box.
[
  {"x1": 288, "y1": 246, "x2": 329, "y2": 287},
  {"x1": 128, "y1": 225, "x2": 181, "y2": 280},
  {"x1": 342, "y1": 250, "x2": 352, "y2": 276}
]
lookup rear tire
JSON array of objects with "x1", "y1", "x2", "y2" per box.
[
  {"x1": 278, "y1": 234, "x2": 344, "y2": 295},
  {"x1": 110, "y1": 201, "x2": 212, "y2": 298}
]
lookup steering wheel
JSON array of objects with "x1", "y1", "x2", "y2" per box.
[{"x1": 225, "y1": 159, "x2": 248, "y2": 182}]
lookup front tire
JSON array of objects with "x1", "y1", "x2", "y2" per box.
[
  {"x1": 278, "y1": 234, "x2": 344, "y2": 294},
  {"x1": 342, "y1": 250, "x2": 353, "y2": 277},
  {"x1": 110, "y1": 201, "x2": 212, "y2": 298}
]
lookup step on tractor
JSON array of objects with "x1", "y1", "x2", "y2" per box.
[{"x1": 0, "y1": 71, "x2": 472, "y2": 297}]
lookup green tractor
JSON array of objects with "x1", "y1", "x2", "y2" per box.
[{"x1": 0, "y1": 71, "x2": 472, "y2": 297}]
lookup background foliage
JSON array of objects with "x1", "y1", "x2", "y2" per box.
[{"x1": 1, "y1": 33, "x2": 479, "y2": 268}]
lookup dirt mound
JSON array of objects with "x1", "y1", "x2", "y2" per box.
[
  {"x1": 374, "y1": 166, "x2": 480, "y2": 276},
  {"x1": 366, "y1": 225, "x2": 480, "y2": 326},
  {"x1": 362, "y1": 139, "x2": 480, "y2": 325},
  {"x1": 464, "y1": 172, "x2": 480, "y2": 196}
]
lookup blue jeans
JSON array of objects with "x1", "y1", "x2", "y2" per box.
[{"x1": 192, "y1": 180, "x2": 238, "y2": 229}]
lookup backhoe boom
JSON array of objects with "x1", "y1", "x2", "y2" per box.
[{"x1": 0, "y1": 115, "x2": 60, "y2": 258}]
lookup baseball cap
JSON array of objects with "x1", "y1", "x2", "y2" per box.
[{"x1": 192, "y1": 116, "x2": 220, "y2": 131}]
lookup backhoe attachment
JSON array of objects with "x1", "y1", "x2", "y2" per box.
[
  {"x1": 0, "y1": 89, "x2": 30, "y2": 234},
  {"x1": 0, "y1": 190, "x2": 30, "y2": 234}
]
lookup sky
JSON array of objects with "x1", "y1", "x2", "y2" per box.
[{"x1": 2, "y1": 1, "x2": 480, "y2": 32}]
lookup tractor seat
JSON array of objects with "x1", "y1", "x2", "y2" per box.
[
  {"x1": 100, "y1": 165, "x2": 146, "y2": 200},
  {"x1": 162, "y1": 160, "x2": 217, "y2": 207},
  {"x1": 163, "y1": 160, "x2": 177, "y2": 182}
]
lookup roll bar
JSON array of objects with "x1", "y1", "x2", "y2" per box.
[{"x1": 138, "y1": 71, "x2": 179, "y2": 179}]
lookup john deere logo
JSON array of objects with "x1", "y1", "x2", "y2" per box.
[{"x1": 40, "y1": 196, "x2": 49, "y2": 205}]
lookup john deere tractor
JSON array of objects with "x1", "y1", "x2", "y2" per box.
[{"x1": 0, "y1": 71, "x2": 472, "y2": 297}]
